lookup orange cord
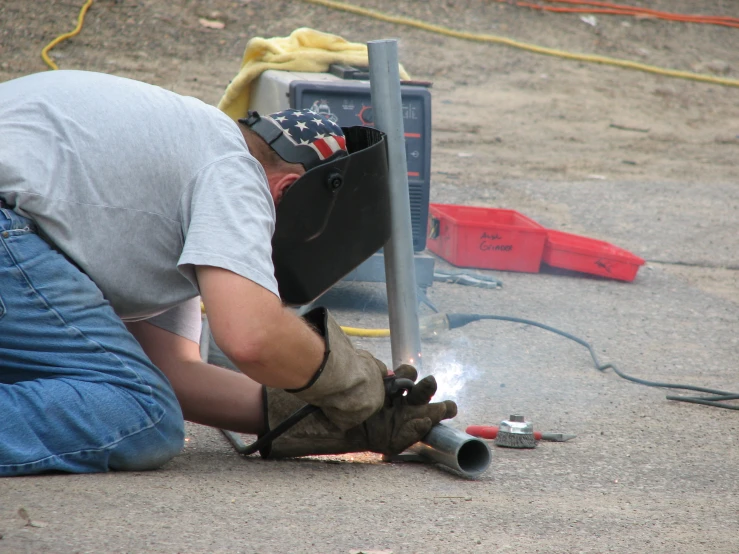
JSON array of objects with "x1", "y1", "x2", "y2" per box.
[
  {"x1": 542, "y1": 0, "x2": 739, "y2": 22},
  {"x1": 495, "y1": 0, "x2": 739, "y2": 28}
]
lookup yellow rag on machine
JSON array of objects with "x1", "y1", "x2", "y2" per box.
[{"x1": 217, "y1": 27, "x2": 410, "y2": 120}]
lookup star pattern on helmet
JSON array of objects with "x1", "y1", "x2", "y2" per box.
[{"x1": 263, "y1": 109, "x2": 346, "y2": 162}]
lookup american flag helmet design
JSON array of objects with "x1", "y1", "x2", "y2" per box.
[{"x1": 254, "y1": 109, "x2": 347, "y2": 170}]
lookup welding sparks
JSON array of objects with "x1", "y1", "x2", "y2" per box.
[
  {"x1": 432, "y1": 360, "x2": 465, "y2": 401},
  {"x1": 425, "y1": 350, "x2": 479, "y2": 404}
]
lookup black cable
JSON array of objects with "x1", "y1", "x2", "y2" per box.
[
  {"x1": 445, "y1": 313, "x2": 739, "y2": 411},
  {"x1": 235, "y1": 404, "x2": 318, "y2": 456}
]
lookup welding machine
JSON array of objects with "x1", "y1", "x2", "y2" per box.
[{"x1": 249, "y1": 66, "x2": 435, "y2": 289}]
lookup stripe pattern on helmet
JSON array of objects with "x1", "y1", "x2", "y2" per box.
[{"x1": 263, "y1": 109, "x2": 347, "y2": 163}]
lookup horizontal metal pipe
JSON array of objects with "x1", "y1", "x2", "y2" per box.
[{"x1": 409, "y1": 424, "x2": 492, "y2": 478}]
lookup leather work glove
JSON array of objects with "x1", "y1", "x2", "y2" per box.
[
  {"x1": 286, "y1": 307, "x2": 387, "y2": 431},
  {"x1": 354, "y1": 364, "x2": 457, "y2": 455},
  {"x1": 260, "y1": 364, "x2": 458, "y2": 459}
]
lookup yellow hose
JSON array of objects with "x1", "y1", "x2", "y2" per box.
[
  {"x1": 201, "y1": 303, "x2": 389, "y2": 337},
  {"x1": 41, "y1": 0, "x2": 94, "y2": 70},
  {"x1": 341, "y1": 326, "x2": 390, "y2": 337},
  {"x1": 302, "y1": 0, "x2": 739, "y2": 88}
]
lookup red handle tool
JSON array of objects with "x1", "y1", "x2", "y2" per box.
[
  {"x1": 467, "y1": 425, "x2": 542, "y2": 441},
  {"x1": 466, "y1": 425, "x2": 576, "y2": 442}
]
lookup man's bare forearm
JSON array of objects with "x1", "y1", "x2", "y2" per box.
[
  {"x1": 126, "y1": 320, "x2": 266, "y2": 433},
  {"x1": 165, "y1": 359, "x2": 266, "y2": 433},
  {"x1": 227, "y1": 306, "x2": 325, "y2": 389},
  {"x1": 197, "y1": 266, "x2": 325, "y2": 390}
]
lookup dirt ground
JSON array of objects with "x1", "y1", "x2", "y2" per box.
[
  {"x1": 2, "y1": 0, "x2": 737, "y2": 300},
  {"x1": 0, "y1": 1, "x2": 737, "y2": 553}
]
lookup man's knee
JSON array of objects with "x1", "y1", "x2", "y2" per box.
[{"x1": 109, "y1": 406, "x2": 185, "y2": 471}]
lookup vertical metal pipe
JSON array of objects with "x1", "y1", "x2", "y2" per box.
[{"x1": 368, "y1": 39, "x2": 422, "y2": 370}]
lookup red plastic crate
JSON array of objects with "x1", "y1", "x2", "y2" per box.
[
  {"x1": 426, "y1": 204, "x2": 548, "y2": 272},
  {"x1": 542, "y1": 230, "x2": 645, "y2": 282}
]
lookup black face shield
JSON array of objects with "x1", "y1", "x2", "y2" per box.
[{"x1": 241, "y1": 112, "x2": 391, "y2": 305}]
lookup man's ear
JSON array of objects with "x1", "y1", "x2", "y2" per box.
[{"x1": 271, "y1": 173, "x2": 301, "y2": 204}]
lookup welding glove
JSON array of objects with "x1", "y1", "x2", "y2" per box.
[
  {"x1": 260, "y1": 365, "x2": 458, "y2": 458},
  {"x1": 286, "y1": 307, "x2": 387, "y2": 431}
]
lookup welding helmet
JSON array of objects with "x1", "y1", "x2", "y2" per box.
[{"x1": 240, "y1": 109, "x2": 391, "y2": 305}]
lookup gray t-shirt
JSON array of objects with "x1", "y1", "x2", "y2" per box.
[{"x1": 0, "y1": 70, "x2": 279, "y2": 342}]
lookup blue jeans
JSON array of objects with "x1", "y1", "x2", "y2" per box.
[{"x1": 0, "y1": 206, "x2": 184, "y2": 475}]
